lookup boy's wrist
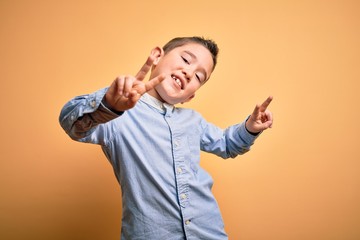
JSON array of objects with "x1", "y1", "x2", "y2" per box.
[
  {"x1": 245, "y1": 119, "x2": 261, "y2": 136},
  {"x1": 101, "y1": 97, "x2": 124, "y2": 115}
]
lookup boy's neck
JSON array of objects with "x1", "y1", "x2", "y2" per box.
[
  {"x1": 142, "y1": 92, "x2": 174, "y2": 112},
  {"x1": 147, "y1": 88, "x2": 166, "y2": 104}
]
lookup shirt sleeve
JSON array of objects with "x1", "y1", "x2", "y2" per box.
[
  {"x1": 200, "y1": 117, "x2": 260, "y2": 159},
  {"x1": 59, "y1": 87, "x2": 121, "y2": 141}
]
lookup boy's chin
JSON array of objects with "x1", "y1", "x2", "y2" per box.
[
  {"x1": 156, "y1": 89, "x2": 193, "y2": 105},
  {"x1": 156, "y1": 92, "x2": 180, "y2": 105},
  {"x1": 161, "y1": 97, "x2": 182, "y2": 105},
  {"x1": 164, "y1": 99, "x2": 180, "y2": 105}
]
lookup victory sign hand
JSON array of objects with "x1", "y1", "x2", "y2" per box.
[
  {"x1": 104, "y1": 55, "x2": 165, "y2": 112},
  {"x1": 245, "y1": 96, "x2": 274, "y2": 134}
]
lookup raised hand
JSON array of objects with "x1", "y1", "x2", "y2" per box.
[
  {"x1": 245, "y1": 96, "x2": 273, "y2": 134},
  {"x1": 104, "y1": 55, "x2": 165, "y2": 112}
]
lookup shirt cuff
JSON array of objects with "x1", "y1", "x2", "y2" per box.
[{"x1": 100, "y1": 98, "x2": 124, "y2": 115}]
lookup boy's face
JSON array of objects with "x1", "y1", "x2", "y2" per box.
[{"x1": 149, "y1": 43, "x2": 214, "y2": 105}]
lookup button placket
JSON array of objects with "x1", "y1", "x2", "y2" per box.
[
  {"x1": 174, "y1": 159, "x2": 189, "y2": 208},
  {"x1": 165, "y1": 114, "x2": 191, "y2": 227}
]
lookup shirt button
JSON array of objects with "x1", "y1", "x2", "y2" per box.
[
  {"x1": 90, "y1": 100, "x2": 96, "y2": 108},
  {"x1": 185, "y1": 220, "x2": 191, "y2": 225},
  {"x1": 174, "y1": 140, "x2": 180, "y2": 147},
  {"x1": 180, "y1": 193, "x2": 187, "y2": 199},
  {"x1": 177, "y1": 167, "x2": 183, "y2": 174}
]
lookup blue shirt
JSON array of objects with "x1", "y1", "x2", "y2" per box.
[{"x1": 59, "y1": 88, "x2": 259, "y2": 240}]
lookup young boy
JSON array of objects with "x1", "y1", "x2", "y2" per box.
[{"x1": 59, "y1": 36, "x2": 273, "y2": 240}]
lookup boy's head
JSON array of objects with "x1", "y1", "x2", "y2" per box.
[
  {"x1": 148, "y1": 36, "x2": 219, "y2": 105},
  {"x1": 162, "y1": 37, "x2": 219, "y2": 71}
]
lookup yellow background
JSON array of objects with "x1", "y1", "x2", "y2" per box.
[{"x1": 1, "y1": 0, "x2": 359, "y2": 239}]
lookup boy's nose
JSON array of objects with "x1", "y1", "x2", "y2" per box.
[{"x1": 182, "y1": 69, "x2": 193, "y2": 82}]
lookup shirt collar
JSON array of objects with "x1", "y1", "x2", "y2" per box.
[{"x1": 141, "y1": 93, "x2": 175, "y2": 113}]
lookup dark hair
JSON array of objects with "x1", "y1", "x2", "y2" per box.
[{"x1": 163, "y1": 36, "x2": 219, "y2": 70}]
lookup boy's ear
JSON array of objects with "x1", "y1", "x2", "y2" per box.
[
  {"x1": 150, "y1": 46, "x2": 164, "y2": 66},
  {"x1": 181, "y1": 94, "x2": 195, "y2": 104}
]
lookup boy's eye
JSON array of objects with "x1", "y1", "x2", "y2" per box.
[
  {"x1": 182, "y1": 56, "x2": 190, "y2": 64},
  {"x1": 196, "y1": 74, "x2": 203, "y2": 83}
]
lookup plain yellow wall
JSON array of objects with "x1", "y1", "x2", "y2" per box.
[{"x1": 1, "y1": 0, "x2": 359, "y2": 239}]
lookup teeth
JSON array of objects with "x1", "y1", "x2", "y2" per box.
[{"x1": 172, "y1": 75, "x2": 182, "y2": 88}]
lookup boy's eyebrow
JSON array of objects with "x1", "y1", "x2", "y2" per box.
[{"x1": 184, "y1": 50, "x2": 208, "y2": 81}]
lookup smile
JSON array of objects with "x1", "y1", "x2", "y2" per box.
[{"x1": 172, "y1": 75, "x2": 183, "y2": 89}]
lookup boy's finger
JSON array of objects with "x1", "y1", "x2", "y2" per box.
[
  {"x1": 266, "y1": 112, "x2": 274, "y2": 128},
  {"x1": 143, "y1": 74, "x2": 166, "y2": 93},
  {"x1": 113, "y1": 76, "x2": 125, "y2": 96},
  {"x1": 259, "y1": 96, "x2": 273, "y2": 112},
  {"x1": 128, "y1": 90, "x2": 141, "y2": 106},
  {"x1": 251, "y1": 104, "x2": 261, "y2": 118},
  {"x1": 135, "y1": 55, "x2": 155, "y2": 81},
  {"x1": 123, "y1": 75, "x2": 135, "y2": 98}
]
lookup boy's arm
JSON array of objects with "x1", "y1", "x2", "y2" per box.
[
  {"x1": 201, "y1": 96, "x2": 273, "y2": 158},
  {"x1": 59, "y1": 88, "x2": 120, "y2": 141},
  {"x1": 201, "y1": 119, "x2": 259, "y2": 159},
  {"x1": 59, "y1": 55, "x2": 165, "y2": 141}
]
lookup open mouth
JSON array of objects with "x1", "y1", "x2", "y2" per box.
[{"x1": 171, "y1": 75, "x2": 183, "y2": 89}]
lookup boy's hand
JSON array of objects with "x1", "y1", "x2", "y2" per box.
[
  {"x1": 246, "y1": 96, "x2": 273, "y2": 134},
  {"x1": 104, "y1": 56, "x2": 165, "y2": 112}
]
